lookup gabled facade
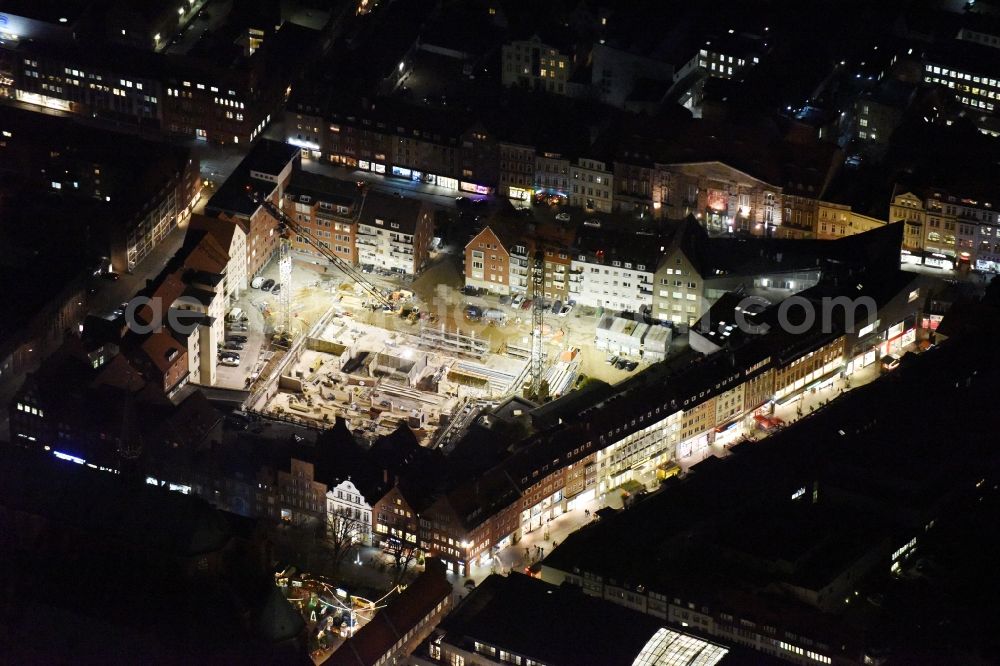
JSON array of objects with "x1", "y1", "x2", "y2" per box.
[
  {"x1": 372, "y1": 485, "x2": 419, "y2": 550},
  {"x1": 465, "y1": 227, "x2": 512, "y2": 295},
  {"x1": 326, "y1": 478, "x2": 374, "y2": 546},
  {"x1": 653, "y1": 243, "x2": 704, "y2": 327}
]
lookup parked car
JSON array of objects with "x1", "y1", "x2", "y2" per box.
[
  {"x1": 521, "y1": 298, "x2": 533, "y2": 311},
  {"x1": 271, "y1": 283, "x2": 281, "y2": 294},
  {"x1": 625, "y1": 360, "x2": 639, "y2": 371},
  {"x1": 615, "y1": 358, "x2": 629, "y2": 369},
  {"x1": 483, "y1": 308, "x2": 508, "y2": 325},
  {"x1": 583, "y1": 219, "x2": 602, "y2": 228},
  {"x1": 251, "y1": 276, "x2": 264, "y2": 289},
  {"x1": 465, "y1": 304, "x2": 483, "y2": 320},
  {"x1": 550, "y1": 300, "x2": 563, "y2": 315},
  {"x1": 555, "y1": 212, "x2": 571, "y2": 222},
  {"x1": 498, "y1": 294, "x2": 512, "y2": 306},
  {"x1": 558, "y1": 304, "x2": 573, "y2": 317},
  {"x1": 261, "y1": 278, "x2": 275, "y2": 291},
  {"x1": 102, "y1": 271, "x2": 121, "y2": 281},
  {"x1": 607, "y1": 355, "x2": 619, "y2": 365},
  {"x1": 511, "y1": 294, "x2": 525, "y2": 308},
  {"x1": 218, "y1": 350, "x2": 240, "y2": 359},
  {"x1": 220, "y1": 357, "x2": 240, "y2": 367},
  {"x1": 223, "y1": 341, "x2": 244, "y2": 351},
  {"x1": 227, "y1": 335, "x2": 248, "y2": 344},
  {"x1": 228, "y1": 323, "x2": 248, "y2": 332}
]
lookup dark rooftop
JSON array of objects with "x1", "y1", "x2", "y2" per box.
[
  {"x1": 436, "y1": 573, "x2": 746, "y2": 666},
  {"x1": 205, "y1": 139, "x2": 300, "y2": 217}
]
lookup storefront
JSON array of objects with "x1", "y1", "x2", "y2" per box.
[
  {"x1": 358, "y1": 159, "x2": 386, "y2": 174},
  {"x1": 848, "y1": 317, "x2": 917, "y2": 373},
  {"x1": 328, "y1": 154, "x2": 358, "y2": 168},
  {"x1": 676, "y1": 433, "x2": 710, "y2": 460},
  {"x1": 15, "y1": 90, "x2": 72, "y2": 112},
  {"x1": 847, "y1": 348, "x2": 879, "y2": 375},
  {"x1": 508, "y1": 186, "x2": 532, "y2": 202},
  {"x1": 460, "y1": 181, "x2": 491, "y2": 195},
  {"x1": 714, "y1": 420, "x2": 745, "y2": 448},
  {"x1": 923, "y1": 252, "x2": 954, "y2": 270},
  {"x1": 921, "y1": 313, "x2": 943, "y2": 330},
  {"x1": 566, "y1": 488, "x2": 596, "y2": 510}
]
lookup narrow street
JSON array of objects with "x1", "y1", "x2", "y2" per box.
[{"x1": 0, "y1": 210, "x2": 194, "y2": 441}]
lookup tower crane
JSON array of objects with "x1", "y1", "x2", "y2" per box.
[
  {"x1": 529, "y1": 249, "x2": 547, "y2": 400},
  {"x1": 246, "y1": 187, "x2": 396, "y2": 339}
]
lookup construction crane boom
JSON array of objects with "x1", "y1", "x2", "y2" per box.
[
  {"x1": 247, "y1": 188, "x2": 396, "y2": 312},
  {"x1": 530, "y1": 249, "x2": 546, "y2": 399}
]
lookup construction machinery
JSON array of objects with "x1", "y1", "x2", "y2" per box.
[{"x1": 246, "y1": 187, "x2": 396, "y2": 341}]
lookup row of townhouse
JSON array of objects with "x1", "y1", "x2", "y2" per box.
[
  {"x1": 890, "y1": 184, "x2": 1000, "y2": 272},
  {"x1": 466, "y1": 215, "x2": 901, "y2": 328},
  {"x1": 418, "y1": 330, "x2": 846, "y2": 578},
  {"x1": 415, "y1": 257, "x2": 924, "y2": 576},
  {"x1": 207, "y1": 140, "x2": 433, "y2": 280},
  {"x1": 287, "y1": 95, "x2": 498, "y2": 199},
  {"x1": 284, "y1": 171, "x2": 434, "y2": 275},
  {"x1": 288, "y1": 90, "x2": 872, "y2": 234}
]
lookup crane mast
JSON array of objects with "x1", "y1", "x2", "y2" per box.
[{"x1": 530, "y1": 249, "x2": 546, "y2": 399}]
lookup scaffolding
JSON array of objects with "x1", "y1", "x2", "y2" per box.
[{"x1": 417, "y1": 324, "x2": 489, "y2": 358}]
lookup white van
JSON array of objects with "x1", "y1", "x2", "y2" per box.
[
  {"x1": 483, "y1": 308, "x2": 508, "y2": 325},
  {"x1": 226, "y1": 308, "x2": 244, "y2": 322}
]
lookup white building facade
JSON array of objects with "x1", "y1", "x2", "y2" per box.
[
  {"x1": 326, "y1": 479, "x2": 373, "y2": 546},
  {"x1": 570, "y1": 255, "x2": 655, "y2": 313}
]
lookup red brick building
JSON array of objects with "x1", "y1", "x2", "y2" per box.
[{"x1": 464, "y1": 226, "x2": 512, "y2": 294}]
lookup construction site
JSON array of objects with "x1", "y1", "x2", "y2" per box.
[
  {"x1": 241, "y1": 192, "x2": 582, "y2": 447},
  {"x1": 260, "y1": 311, "x2": 534, "y2": 445}
]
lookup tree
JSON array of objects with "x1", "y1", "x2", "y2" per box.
[
  {"x1": 383, "y1": 536, "x2": 419, "y2": 585},
  {"x1": 321, "y1": 508, "x2": 365, "y2": 574}
]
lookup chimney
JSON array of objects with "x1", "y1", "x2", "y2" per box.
[{"x1": 383, "y1": 468, "x2": 389, "y2": 484}]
